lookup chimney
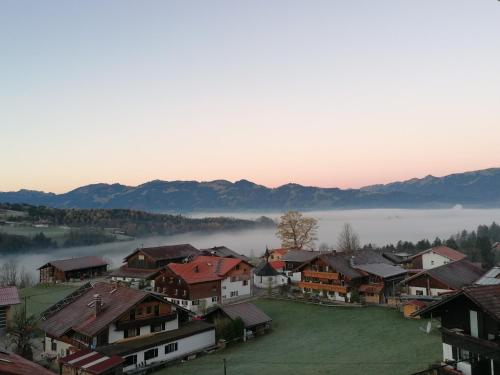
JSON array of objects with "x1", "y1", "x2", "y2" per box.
[{"x1": 94, "y1": 294, "x2": 102, "y2": 316}]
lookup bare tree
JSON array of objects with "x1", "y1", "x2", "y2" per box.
[
  {"x1": 276, "y1": 211, "x2": 318, "y2": 249},
  {"x1": 0, "y1": 259, "x2": 18, "y2": 286},
  {"x1": 337, "y1": 223, "x2": 360, "y2": 253},
  {"x1": 18, "y1": 267, "x2": 34, "y2": 288},
  {"x1": 8, "y1": 304, "x2": 37, "y2": 360}
]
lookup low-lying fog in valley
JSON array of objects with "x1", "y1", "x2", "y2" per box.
[{"x1": 5, "y1": 208, "x2": 500, "y2": 278}]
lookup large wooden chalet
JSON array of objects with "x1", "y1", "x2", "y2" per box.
[
  {"x1": 417, "y1": 285, "x2": 500, "y2": 375},
  {"x1": 40, "y1": 281, "x2": 215, "y2": 373},
  {"x1": 38, "y1": 256, "x2": 109, "y2": 283},
  {"x1": 110, "y1": 244, "x2": 200, "y2": 286},
  {"x1": 155, "y1": 255, "x2": 253, "y2": 315}
]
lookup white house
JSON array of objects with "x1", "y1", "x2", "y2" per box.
[
  {"x1": 253, "y1": 262, "x2": 288, "y2": 289},
  {"x1": 410, "y1": 246, "x2": 466, "y2": 270}
]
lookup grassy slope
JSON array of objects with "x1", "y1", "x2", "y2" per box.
[
  {"x1": 167, "y1": 300, "x2": 442, "y2": 375},
  {"x1": 19, "y1": 284, "x2": 79, "y2": 318}
]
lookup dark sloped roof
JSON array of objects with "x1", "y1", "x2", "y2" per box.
[
  {"x1": 355, "y1": 263, "x2": 406, "y2": 278},
  {"x1": 353, "y1": 249, "x2": 393, "y2": 266},
  {"x1": 109, "y1": 266, "x2": 160, "y2": 279},
  {"x1": 125, "y1": 244, "x2": 200, "y2": 262},
  {"x1": 38, "y1": 256, "x2": 108, "y2": 272},
  {"x1": 282, "y1": 250, "x2": 320, "y2": 263},
  {"x1": 200, "y1": 246, "x2": 250, "y2": 261},
  {"x1": 320, "y1": 254, "x2": 365, "y2": 279},
  {"x1": 406, "y1": 259, "x2": 484, "y2": 290},
  {"x1": 98, "y1": 321, "x2": 214, "y2": 356},
  {"x1": 410, "y1": 246, "x2": 466, "y2": 262},
  {"x1": 221, "y1": 302, "x2": 272, "y2": 329},
  {"x1": 41, "y1": 282, "x2": 168, "y2": 337},
  {"x1": 0, "y1": 286, "x2": 20, "y2": 307},
  {"x1": 0, "y1": 349, "x2": 54, "y2": 375},
  {"x1": 254, "y1": 261, "x2": 279, "y2": 277}
]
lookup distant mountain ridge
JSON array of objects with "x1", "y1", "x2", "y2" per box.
[{"x1": 1, "y1": 168, "x2": 500, "y2": 212}]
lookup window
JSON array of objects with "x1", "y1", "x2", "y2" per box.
[
  {"x1": 138, "y1": 254, "x2": 144, "y2": 260},
  {"x1": 243, "y1": 280, "x2": 248, "y2": 286},
  {"x1": 192, "y1": 300, "x2": 199, "y2": 305},
  {"x1": 124, "y1": 355, "x2": 137, "y2": 367},
  {"x1": 169, "y1": 277, "x2": 174, "y2": 284},
  {"x1": 182, "y1": 300, "x2": 188, "y2": 306},
  {"x1": 175, "y1": 289, "x2": 178, "y2": 296},
  {"x1": 177, "y1": 279, "x2": 182, "y2": 285},
  {"x1": 230, "y1": 291, "x2": 239, "y2": 297},
  {"x1": 137, "y1": 307, "x2": 143, "y2": 315},
  {"x1": 154, "y1": 305, "x2": 160, "y2": 316},
  {"x1": 163, "y1": 287, "x2": 167, "y2": 293},
  {"x1": 183, "y1": 290, "x2": 187, "y2": 297},
  {"x1": 416, "y1": 290, "x2": 424, "y2": 296},
  {"x1": 124, "y1": 327, "x2": 140, "y2": 338},
  {"x1": 151, "y1": 323, "x2": 162, "y2": 333},
  {"x1": 162, "y1": 276, "x2": 166, "y2": 282},
  {"x1": 144, "y1": 348, "x2": 158, "y2": 361},
  {"x1": 165, "y1": 342, "x2": 178, "y2": 354},
  {"x1": 51, "y1": 340, "x2": 57, "y2": 351},
  {"x1": 146, "y1": 306, "x2": 152, "y2": 314},
  {"x1": 212, "y1": 296, "x2": 218, "y2": 302},
  {"x1": 236, "y1": 264, "x2": 240, "y2": 270}
]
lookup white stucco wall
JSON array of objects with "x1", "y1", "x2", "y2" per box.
[
  {"x1": 221, "y1": 278, "x2": 251, "y2": 303},
  {"x1": 253, "y1": 274, "x2": 287, "y2": 289},
  {"x1": 409, "y1": 286, "x2": 452, "y2": 296},
  {"x1": 422, "y1": 252, "x2": 450, "y2": 270},
  {"x1": 457, "y1": 361, "x2": 472, "y2": 375},
  {"x1": 44, "y1": 336, "x2": 73, "y2": 358},
  {"x1": 108, "y1": 316, "x2": 179, "y2": 343},
  {"x1": 442, "y1": 343, "x2": 453, "y2": 362},
  {"x1": 166, "y1": 297, "x2": 218, "y2": 315},
  {"x1": 122, "y1": 329, "x2": 216, "y2": 373}
]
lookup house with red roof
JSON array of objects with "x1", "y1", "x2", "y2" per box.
[
  {"x1": 154, "y1": 255, "x2": 253, "y2": 315},
  {"x1": 59, "y1": 348, "x2": 124, "y2": 375},
  {"x1": 410, "y1": 246, "x2": 466, "y2": 270},
  {"x1": 268, "y1": 248, "x2": 289, "y2": 261},
  {"x1": 0, "y1": 286, "x2": 20, "y2": 331}
]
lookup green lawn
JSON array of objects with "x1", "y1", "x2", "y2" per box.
[
  {"x1": 166, "y1": 300, "x2": 441, "y2": 375},
  {"x1": 19, "y1": 284, "x2": 79, "y2": 318}
]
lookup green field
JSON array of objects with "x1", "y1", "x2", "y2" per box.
[
  {"x1": 167, "y1": 300, "x2": 441, "y2": 375},
  {"x1": 20, "y1": 284, "x2": 79, "y2": 318}
]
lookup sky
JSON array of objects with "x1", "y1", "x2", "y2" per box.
[{"x1": 1, "y1": 0, "x2": 500, "y2": 193}]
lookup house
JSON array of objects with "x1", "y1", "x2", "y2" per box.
[
  {"x1": 0, "y1": 286, "x2": 21, "y2": 331},
  {"x1": 296, "y1": 253, "x2": 365, "y2": 302},
  {"x1": 253, "y1": 261, "x2": 288, "y2": 289},
  {"x1": 59, "y1": 348, "x2": 124, "y2": 375},
  {"x1": 0, "y1": 348, "x2": 54, "y2": 375},
  {"x1": 40, "y1": 281, "x2": 215, "y2": 374},
  {"x1": 475, "y1": 266, "x2": 500, "y2": 285},
  {"x1": 200, "y1": 246, "x2": 250, "y2": 262},
  {"x1": 209, "y1": 302, "x2": 272, "y2": 340},
  {"x1": 38, "y1": 256, "x2": 109, "y2": 283},
  {"x1": 111, "y1": 244, "x2": 200, "y2": 287},
  {"x1": 154, "y1": 256, "x2": 253, "y2": 314},
  {"x1": 410, "y1": 246, "x2": 466, "y2": 270},
  {"x1": 354, "y1": 263, "x2": 407, "y2": 304},
  {"x1": 282, "y1": 249, "x2": 321, "y2": 283},
  {"x1": 382, "y1": 252, "x2": 413, "y2": 268},
  {"x1": 416, "y1": 285, "x2": 500, "y2": 375},
  {"x1": 401, "y1": 259, "x2": 484, "y2": 297}
]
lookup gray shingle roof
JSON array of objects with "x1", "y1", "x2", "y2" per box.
[
  {"x1": 282, "y1": 250, "x2": 320, "y2": 263},
  {"x1": 254, "y1": 261, "x2": 279, "y2": 277},
  {"x1": 222, "y1": 302, "x2": 272, "y2": 329},
  {"x1": 475, "y1": 267, "x2": 500, "y2": 285},
  {"x1": 125, "y1": 244, "x2": 200, "y2": 262},
  {"x1": 320, "y1": 254, "x2": 365, "y2": 279},
  {"x1": 355, "y1": 263, "x2": 407, "y2": 278},
  {"x1": 200, "y1": 246, "x2": 250, "y2": 261},
  {"x1": 38, "y1": 256, "x2": 108, "y2": 272}
]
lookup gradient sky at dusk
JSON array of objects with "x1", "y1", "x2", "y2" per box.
[{"x1": 1, "y1": 1, "x2": 500, "y2": 193}]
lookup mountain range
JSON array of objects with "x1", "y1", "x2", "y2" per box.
[{"x1": 1, "y1": 168, "x2": 499, "y2": 212}]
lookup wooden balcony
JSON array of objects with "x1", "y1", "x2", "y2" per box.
[
  {"x1": 298, "y1": 281, "x2": 347, "y2": 294},
  {"x1": 115, "y1": 313, "x2": 177, "y2": 330},
  {"x1": 303, "y1": 270, "x2": 339, "y2": 280},
  {"x1": 441, "y1": 327, "x2": 500, "y2": 361}
]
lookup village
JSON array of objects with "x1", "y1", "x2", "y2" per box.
[{"x1": 1, "y1": 213, "x2": 500, "y2": 375}]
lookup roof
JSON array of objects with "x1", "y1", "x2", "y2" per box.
[
  {"x1": 382, "y1": 252, "x2": 412, "y2": 264},
  {"x1": 270, "y1": 248, "x2": 289, "y2": 256},
  {"x1": 200, "y1": 246, "x2": 250, "y2": 261},
  {"x1": 0, "y1": 349, "x2": 54, "y2": 375},
  {"x1": 269, "y1": 260, "x2": 285, "y2": 270},
  {"x1": 109, "y1": 266, "x2": 160, "y2": 280},
  {"x1": 404, "y1": 259, "x2": 485, "y2": 290},
  {"x1": 60, "y1": 348, "x2": 123, "y2": 375},
  {"x1": 352, "y1": 249, "x2": 393, "y2": 266},
  {"x1": 475, "y1": 266, "x2": 500, "y2": 285},
  {"x1": 411, "y1": 246, "x2": 466, "y2": 262},
  {"x1": 38, "y1": 256, "x2": 108, "y2": 272},
  {"x1": 125, "y1": 244, "x2": 200, "y2": 262},
  {"x1": 417, "y1": 284, "x2": 500, "y2": 322},
  {"x1": 221, "y1": 302, "x2": 272, "y2": 329},
  {"x1": 282, "y1": 249, "x2": 320, "y2": 263},
  {"x1": 41, "y1": 282, "x2": 168, "y2": 338},
  {"x1": 0, "y1": 286, "x2": 20, "y2": 307},
  {"x1": 355, "y1": 263, "x2": 407, "y2": 279},
  {"x1": 405, "y1": 300, "x2": 428, "y2": 308},
  {"x1": 254, "y1": 261, "x2": 280, "y2": 277},
  {"x1": 167, "y1": 256, "x2": 246, "y2": 284},
  {"x1": 99, "y1": 320, "x2": 214, "y2": 356},
  {"x1": 319, "y1": 254, "x2": 365, "y2": 279}
]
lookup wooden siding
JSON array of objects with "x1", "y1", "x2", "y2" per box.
[{"x1": 298, "y1": 281, "x2": 347, "y2": 294}]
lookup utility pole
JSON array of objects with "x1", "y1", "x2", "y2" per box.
[{"x1": 223, "y1": 358, "x2": 227, "y2": 375}]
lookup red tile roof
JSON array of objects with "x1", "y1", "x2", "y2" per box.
[
  {"x1": 412, "y1": 246, "x2": 466, "y2": 262},
  {"x1": 38, "y1": 256, "x2": 108, "y2": 272},
  {"x1": 269, "y1": 260, "x2": 285, "y2": 270},
  {"x1": 167, "y1": 256, "x2": 244, "y2": 284},
  {"x1": 0, "y1": 349, "x2": 54, "y2": 375},
  {"x1": 41, "y1": 282, "x2": 169, "y2": 338},
  {"x1": 60, "y1": 348, "x2": 124, "y2": 375},
  {"x1": 0, "y1": 286, "x2": 20, "y2": 307}
]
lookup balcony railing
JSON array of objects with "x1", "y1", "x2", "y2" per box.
[
  {"x1": 303, "y1": 270, "x2": 339, "y2": 280},
  {"x1": 441, "y1": 327, "x2": 500, "y2": 361},
  {"x1": 298, "y1": 281, "x2": 347, "y2": 294}
]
